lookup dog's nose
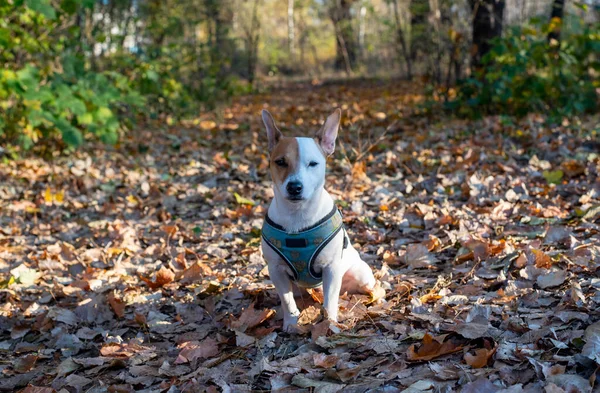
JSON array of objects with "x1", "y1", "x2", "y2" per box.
[{"x1": 286, "y1": 181, "x2": 303, "y2": 196}]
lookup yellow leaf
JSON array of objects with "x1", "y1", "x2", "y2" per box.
[
  {"x1": 0, "y1": 276, "x2": 16, "y2": 289},
  {"x1": 234, "y1": 193, "x2": 255, "y2": 206},
  {"x1": 126, "y1": 195, "x2": 139, "y2": 206},
  {"x1": 200, "y1": 120, "x2": 217, "y2": 130},
  {"x1": 54, "y1": 190, "x2": 64, "y2": 204},
  {"x1": 44, "y1": 187, "x2": 53, "y2": 204}
]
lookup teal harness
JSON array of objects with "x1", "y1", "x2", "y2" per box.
[{"x1": 262, "y1": 206, "x2": 347, "y2": 288}]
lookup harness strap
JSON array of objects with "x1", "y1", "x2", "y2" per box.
[{"x1": 262, "y1": 206, "x2": 346, "y2": 288}]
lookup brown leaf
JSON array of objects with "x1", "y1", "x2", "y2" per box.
[
  {"x1": 140, "y1": 266, "x2": 175, "y2": 289},
  {"x1": 405, "y1": 243, "x2": 438, "y2": 269},
  {"x1": 313, "y1": 353, "x2": 339, "y2": 368},
  {"x1": 407, "y1": 333, "x2": 465, "y2": 362},
  {"x1": 464, "y1": 347, "x2": 496, "y2": 368},
  {"x1": 306, "y1": 287, "x2": 324, "y2": 304},
  {"x1": 229, "y1": 302, "x2": 275, "y2": 333},
  {"x1": 532, "y1": 248, "x2": 553, "y2": 269},
  {"x1": 13, "y1": 354, "x2": 38, "y2": 373},
  {"x1": 367, "y1": 282, "x2": 386, "y2": 304},
  {"x1": 161, "y1": 225, "x2": 178, "y2": 237},
  {"x1": 180, "y1": 261, "x2": 213, "y2": 285},
  {"x1": 464, "y1": 239, "x2": 490, "y2": 262},
  {"x1": 99, "y1": 342, "x2": 152, "y2": 359},
  {"x1": 311, "y1": 320, "x2": 332, "y2": 342},
  {"x1": 107, "y1": 385, "x2": 135, "y2": 393},
  {"x1": 298, "y1": 305, "x2": 321, "y2": 325},
  {"x1": 175, "y1": 338, "x2": 219, "y2": 364},
  {"x1": 21, "y1": 387, "x2": 56, "y2": 393},
  {"x1": 107, "y1": 291, "x2": 126, "y2": 318}
]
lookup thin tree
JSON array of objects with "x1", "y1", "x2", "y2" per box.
[
  {"x1": 469, "y1": 0, "x2": 505, "y2": 69},
  {"x1": 288, "y1": 0, "x2": 295, "y2": 59},
  {"x1": 392, "y1": 0, "x2": 413, "y2": 79},
  {"x1": 548, "y1": 0, "x2": 566, "y2": 42},
  {"x1": 328, "y1": 0, "x2": 357, "y2": 73}
]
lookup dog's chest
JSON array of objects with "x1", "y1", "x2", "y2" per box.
[{"x1": 261, "y1": 206, "x2": 346, "y2": 288}]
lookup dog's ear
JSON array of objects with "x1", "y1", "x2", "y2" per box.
[
  {"x1": 261, "y1": 110, "x2": 283, "y2": 152},
  {"x1": 316, "y1": 109, "x2": 341, "y2": 156}
]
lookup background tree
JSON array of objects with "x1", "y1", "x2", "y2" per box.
[
  {"x1": 328, "y1": 0, "x2": 357, "y2": 73},
  {"x1": 469, "y1": 0, "x2": 505, "y2": 69},
  {"x1": 548, "y1": 0, "x2": 566, "y2": 42}
]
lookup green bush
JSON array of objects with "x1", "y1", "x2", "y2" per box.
[
  {"x1": 446, "y1": 17, "x2": 599, "y2": 119},
  {"x1": 0, "y1": 1, "x2": 144, "y2": 150},
  {"x1": 0, "y1": 0, "x2": 238, "y2": 152}
]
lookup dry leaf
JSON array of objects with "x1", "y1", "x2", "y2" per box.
[
  {"x1": 107, "y1": 291, "x2": 126, "y2": 318},
  {"x1": 407, "y1": 333, "x2": 465, "y2": 361},
  {"x1": 175, "y1": 338, "x2": 219, "y2": 364},
  {"x1": 140, "y1": 266, "x2": 175, "y2": 289},
  {"x1": 229, "y1": 302, "x2": 275, "y2": 333},
  {"x1": 13, "y1": 354, "x2": 38, "y2": 373},
  {"x1": 313, "y1": 353, "x2": 339, "y2": 368}
]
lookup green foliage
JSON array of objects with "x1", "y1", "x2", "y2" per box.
[
  {"x1": 0, "y1": 0, "x2": 238, "y2": 152},
  {"x1": 447, "y1": 18, "x2": 599, "y2": 119},
  {"x1": 0, "y1": 1, "x2": 143, "y2": 150}
]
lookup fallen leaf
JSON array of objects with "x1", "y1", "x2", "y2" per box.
[
  {"x1": 180, "y1": 261, "x2": 213, "y2": 284},
  {"x1": 291, "y1": 374, "x2": 344, "y2": 393},
  {"x1": 537, "y1": 269, "x2": 567, "y2": 289},
  {"x1": 175, "y1": 338, "x2": 219, "y2": 364},
  {"x1": 533, "y1": 248, "x2": 553, "y2": 269},
  {"x1": 100, "y1": 342, "x2": 153, "y2": 359},
  {"x1": 229, "y1": 302, "x2": 275, "y2": 333},
  {"x1": 140, "y1": 266, "x2": 175, "y2": 289},
  {"x1": 405, "y1": 243, "x2": 438, "y2": 269},
  {"x1": 543, "y1": 170, "x2": 564, "y2": 185},
  {"x1": 234, "y1": 192, "x2": 256, "y2": 206},
  {"x1": 13, "y1": 354, "x2": 38, "y2": 373},
  {"x1": 107, "y1": 291, "x2": 126, "y2": 318},
  {"x1": 464, "y1": 339, "x2": 497, "y2": 368},
  {"x1": 407, "y1": 333, "x2": 465, "y2": 361},
  {"x1": 582, "y1": 321, "x2": 600, "y2": 364},
  {"x1": 21, "y1": 387, "x2": 56, "y2": 393},
  {"x1": 314, "y1": 353, "x2": 339, "y2": 368}
]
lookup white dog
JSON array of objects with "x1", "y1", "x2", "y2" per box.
[{"x1": 260, "y1": 109, "x2": 380, "y2": 332}]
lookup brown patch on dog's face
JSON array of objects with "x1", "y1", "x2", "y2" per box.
[{"x1": 270, "y1": 137, "x2": 299, "y2": 186}]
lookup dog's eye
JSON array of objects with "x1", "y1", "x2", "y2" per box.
[
  {"x1": 274, "y1": 158, "x2": 288, "y2": 167},
  {"x1": 308, "y1": 161, "x2": 318, "y2": 167}
]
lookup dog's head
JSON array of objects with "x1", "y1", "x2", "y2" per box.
[{"x1": 261, "y1": 109, "x2": 341, "y2": 203}]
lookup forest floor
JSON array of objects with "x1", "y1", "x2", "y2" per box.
[{"x1": 1, "y1": 80, "x2": 599, "y2": 393}]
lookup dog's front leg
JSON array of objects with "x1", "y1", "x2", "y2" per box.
[
  {"x1": 322, "y1": 264, "x2": 344, "y2": 323},
  {"x1": 268, "y1": 264, "x2": 300, "y2": 332}
]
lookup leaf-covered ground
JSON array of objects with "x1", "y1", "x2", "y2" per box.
[{"x1": 1, "y1": 80, "x2": 600, "y2": 393}]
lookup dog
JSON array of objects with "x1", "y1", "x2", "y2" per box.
[{"x1": 260, "y1": 108, "x2": 381, "y2": 332}]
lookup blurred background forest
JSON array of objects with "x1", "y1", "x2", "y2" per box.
[{"x1": 0, "y1": 0, "x2": 598, "y2": 152}]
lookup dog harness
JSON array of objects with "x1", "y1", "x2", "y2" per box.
[{"x1": 262, "y1": 206, "x2": 348, "y2": 288}]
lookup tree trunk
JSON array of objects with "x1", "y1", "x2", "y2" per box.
[
  {"x1": 470, "y1": 0, "x2": 505, "y2": 69},
  {"x1": 547, "y1": 0, "x2": 565, "y2": 42},
  {"x1": 358, "y1": 4, "x2": 366, "y2": 59},
  {"x1": 246, "y1": 0, "x2": 262, "y2": 86},
  {"x1": 410, "y1": 0, "x2": 428, "y2": 62},
  {"x1": 288, "y1": 0, "x2": 295, "y2": 59},
  {"x1": 392, "y1": 0, "x2": 412, "y2": 78},
  {"x1": 329, "y1": 0, "x2": 357, "y2": 73}
]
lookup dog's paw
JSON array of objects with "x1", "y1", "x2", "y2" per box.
[
  {"x1": 283, "y1": 314, "x2": 301, "y2": 333},
  {"x1": 283, "y1": 323, "x2": 309, "y2": 334}
]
